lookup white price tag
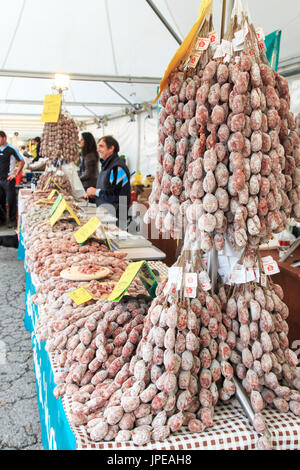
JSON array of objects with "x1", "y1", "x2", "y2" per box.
[
  {"x1": 188, "y1": 53, "x2": 201, "y2": 68},
  {"x1": 184, "y1": 286, "x2": 197, "y2": 298},
  {"x1": 208, "y1": 31, "x2": 218, "y2": 46},
  {"x1": 201, "y1": 254, "x2": 208, "y2": 268},
  {"x1": 262, "y1": 257, "x2": 280, "y2": 276},
  {"x1": 213, "y1": 45, "x2": 224, "y2": 59},
  {"x1": 261, "y1": 273, "x2": 267, "y2": 287},
  {"x1": 195, "y1": 37, "x2": 210, "y2": 51},
  {"x1": 184, "y1": 273, "x2": 198, "y2": 288},
  {"x1": 243, "y1": 21, "x2": 249, "y2": 38},
  {"x1": 199, "y1": 271, "x2": 212, "y2": 292},
  {"x1": 221, "y1": 40, "x2": 233, "y2": 55},
  {"x1": 234, "y1": 29, "x2": 245, "y2": 46},
  {"x1": 256, "y1": 27, "x2": 265, "y2": 42},
  {"x1": 231, "y1": 264, "x2": 246, "y2": 285}
]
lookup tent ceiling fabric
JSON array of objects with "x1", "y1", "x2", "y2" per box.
[{"x1": 0, "y1": 0, "x2": 299, "y2": 121}]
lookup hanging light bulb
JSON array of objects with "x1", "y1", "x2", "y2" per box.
[{"x1": 53, "y1": 73, "x2": 70, "y2": 92}]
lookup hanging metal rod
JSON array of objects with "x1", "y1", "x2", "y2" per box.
[
  {"x1": 0, "y1": 99, "x2": 127, "y2": 108},
  {"x1": 145, "y1": 0, "x2": 182, "y2": 45},
  {"x1": 103, "y1": 81, "x2": 140, "y2": 109},
  {"x1": 0, "y1": 69, "x2": 161, "y2": 84}
]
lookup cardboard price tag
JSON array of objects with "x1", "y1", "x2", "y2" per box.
[
  {"x1": 48, "y1": 189, "x2": 59, "y2": 200},
  {"x1": 184, "y1": 286, "x2": 197, "y2": 298},
  {"x1": 208, "y1": 31, "x2": 218, "y2": 46},
  {"x1": 41, "y1": 94, "x2": 62, "y2": 123},
  {"x1": 108, "y1": 261, "x2": 158, "y2": 302},
  {"x1": 68, "y1": 287, "x2": 93, "y2": 306},
  {"x1": 195, "y1": 37, "x2": 210, "y2": 51},
  {"x1": 184, "y1": 273, "x2": 198, "y2": 288},
  {"x1": 74, "y1": 217, "x2": 101, "y2": 245},
  {"x1": 262, "y1": 256, "x2": 280, "y2": 276},
  {"x1": 199, "y1": 271, "x2": 211, "y2": 291},
  {"x1": 188, "y1": 53, "x2": 201, "y2": 68},
  {"x1": 49, "y1": 194, "x2": 63, "y2": 217},
  {"x1": 49, "y1": 198, "x2": 80, "y2": 227}
]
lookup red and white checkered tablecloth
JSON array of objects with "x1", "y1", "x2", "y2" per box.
[{"x1": 53, "y1": 364, "x2": 299, "y2": 451}]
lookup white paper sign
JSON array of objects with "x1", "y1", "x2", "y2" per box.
[
  {"x1": 262, "y1": 256, "x2": 280, "y2": 276},
  {"x1": 184, "y1": 273, "x2": 198, "y2": 288},
  {"x1": 199, "y1": 271, "x2": 212, "y2": 292},
  {"x1": 195, "y1": 37, "x2": 210, "y2": 51},
  {"x1": 184, "y1": 286, "x2": 197, "y2": 298}
]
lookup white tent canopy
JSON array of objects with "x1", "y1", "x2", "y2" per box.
[{"x1": 0, "y1": 0, "x2": 300, "y2": 170}]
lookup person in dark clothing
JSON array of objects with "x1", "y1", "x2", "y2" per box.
[
  {"x1": 85, "y1": 136, "x2": 131, "y2": 227},
  {"x1": 32, "y1": 137, "x2": 42, "y2": 162},
  {"x1": 79, "y1": 132, "x2": 99, "y2": 191},
  {"x1": 0, "y1": 131, "x2": 25, "y2": 228}
]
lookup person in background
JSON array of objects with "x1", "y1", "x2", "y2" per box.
[
  {"x1": 0, "y1": 131, "x2": 25, "y2": 228},
  {"x1": 79, "y1": 132, "x2": 99, "y2": 194},
  {"x1": 85, "y1": 136, "x2": 131, "y2": 225},
  {"x1": 31, "y1": 137, "x2": 41, "y2": 162}
]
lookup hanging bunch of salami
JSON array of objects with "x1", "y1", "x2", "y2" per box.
[{"x1": 145, "y1": 0, "x2": 300, "y2": 254}]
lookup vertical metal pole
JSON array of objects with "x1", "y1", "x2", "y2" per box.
[{"x1": 220, "y1": 0, "x2": 227, "y2": 40}]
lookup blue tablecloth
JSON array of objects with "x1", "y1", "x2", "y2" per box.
[{"x1": 22, "y1": 238, "x2": 77, "y2": 450}]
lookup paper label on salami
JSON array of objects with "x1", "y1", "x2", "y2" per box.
[
  {"x1": 243, "y1": 21, "x2": 249, "y2": 38},
  {"x1": 184, "y1": 273, "x2": 198, "y2": 288},
  {"x1": 258, "y1": 41, "x2": 266, "y2": 52},
  {"x1": 221, "y1": 40, "x2": 233, "y2": 55},
  {"x1": 168, "y1": 267, "x2": 183, "y2": 290},
  {"x1": 195, "y1": 37, "x2": 210, "y2": 51},
  {"x1": 213, "y1": 45, "x2": 224, "y2": 59},
  {"x1": 201, "y1": 254, "x2": 208, "y2": 268},
  {"x1": 199, "y1": 271, "x2": 211, "y2": 291},
  {"x1": 256, "y1": 27, "x2": 265, "y2": 41},
  {"x1": 208, "y1": 31, "x2": 218, "y2": 46},
  {"x1": 261, "y1": 273, "x2": 267, "y2": 287},
  {"x1": 262, "y1": 256, "x2": 280, "y2": 276},
  {"x1": 230, "y1": 264, "x2": 246, "y2": 285},
  {"x1": 184, "y1": 286, "x2": 197, "y2": 298},
  {"x1": 188, "y1": 53, "x2": 201, "y2": 68}
]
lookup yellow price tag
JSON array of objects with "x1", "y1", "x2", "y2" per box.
[
  {"x1": 34, "y1": 198, "x2": 54, "y2": 205},
  {"x1": 108, "y1": 261, "x2": 145, "y2": 301},
  {"x1": 68, "y1": 287, "x2": 93, "y2": 306},
  {"x1": 65, "y1": 200, "x2": 81, "y2": 226},
  {"x1": 48, "y1": 190, "x2": 59, "y2": 200},
  {"x1": 41, "y1": 94, "x2": 62, "y2": 123},
  {"x1": 49, "y1": 199, "x2": 68, "y2": 226},
  {"x1": 49, "y1": 198, "x2": 81, "y2": 227},
  {"x1": 74, "y1": 217, "x2": 101, "y2": 244}
]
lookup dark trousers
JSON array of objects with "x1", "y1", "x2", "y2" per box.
[{"x1": 0, "y1": 179, "x2": 17, "y2": 223}]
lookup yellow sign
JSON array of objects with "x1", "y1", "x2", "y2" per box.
[
  {"x1": 74, "y1": 217, "x2": 101, "y2": 244},
  {"x1": 34, "y1": 198, "x2": 54, "y2": 205},
  {"x1": 68, "y1": 287, "x2": 93, "y2": 306},
  {"x1": 153, "y1": 0, "x2": 212, "y2": 103},
  {"x1": 48, "y1": 190, "x2": 59, "y2": 200},
  {"x1": 41, "y1": 94, "x2": 62, "y2": 123},
  {"x1": 49, "y1": 198, "x2": 81, "y2": 227},
  {"x1": 108, "y1": 261, "x2": 145, "y2": 302}
]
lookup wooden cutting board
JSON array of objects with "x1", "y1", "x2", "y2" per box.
[{"x1": 60, "y1": 265, "x2": 112, "y2": 281}]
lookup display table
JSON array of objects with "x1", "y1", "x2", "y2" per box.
[
  {"x1": 260, "y1": 247, "x2": 300, "y2": 346},
  {"x1": 22, "y1": 254, "x2": 300, "y2": 450}
]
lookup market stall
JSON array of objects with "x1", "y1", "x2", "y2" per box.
[{"x1": 12, "y1": 0, "x2": 300, "y2": 453}]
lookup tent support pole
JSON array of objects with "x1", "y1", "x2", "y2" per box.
[
  {"x1": 145, "y1": 0, "x2": 182, "y2": 45},
  {"x1": 103, "y1": 82, "x2": 140, "y2": 110}
]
